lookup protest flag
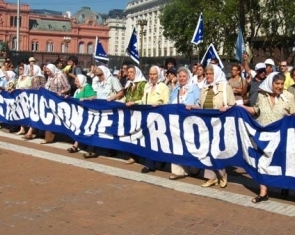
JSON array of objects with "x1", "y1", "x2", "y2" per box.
[
  {"x1": 126, "y1": 28, "x2": 139, "y2": 64},
  {"x1": 235, "y1": 27, "x2": 245, "y2": 62},
  {"x1": 94, "y1": 37, "x2": 109, "y2": 63},
  {"x1": 191, "y1": 12, "x2": 204, "y2": 45},
  {"x1": 200, "y1": 43, "x2": 224, "y2": 69}
]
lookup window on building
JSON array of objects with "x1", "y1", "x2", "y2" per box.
[
  {"x1": 61, "y1": 43, "x2": 66, "y2": 53},
  {"x1": 31, "y1": 41, "x2": 39, "y2": 52},
  {"x1": 48, "y1": 24, "x2": 52, "y2": 29},
  {"x1": 11, "y1": 37, "x2": 17, "y2": 50},
  {"x1": 79, "y1": 42, "x2": 84, "y2": 53},
  {"x1": 10, "y1": 16, "x2": 21, "y2": 27},
  {"x1": 81, "y1": 14, "x2": 85, "y2": 19},
  {"x1": 46, "y1": 42, "x2": 54, "y2": 52},
  {"x1": 87, "y1": 42, "x2": 93, "y2": 54}
]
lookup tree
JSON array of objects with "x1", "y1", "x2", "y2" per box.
[{"x1": 160, "y1": 0, "x2": 295, "y2": 62}]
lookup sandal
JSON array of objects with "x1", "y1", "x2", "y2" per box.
[
  {"x1": 83, "y1": 152, "x2": 98, "y2": 159},
  {"x1": 40, "y1": 140, "x2": 53, "y2": 144},
  {"x1": 67, "y1": 146, "x2": 79, "y2": 153},
  {"x1": 252, "y1": 194, "x2": 269, "y2": 203}
]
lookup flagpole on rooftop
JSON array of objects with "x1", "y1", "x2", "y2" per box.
[{"x1": 16, "y1": 0, "x2": 20, "y2": 51}]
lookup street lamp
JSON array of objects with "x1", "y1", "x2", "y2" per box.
[
  {"x1": 137, "y1": 17, "x2": 147, "y2": 57},
  {"x1": 63, "y1": 36, "x2": 71, "y2": 53}
]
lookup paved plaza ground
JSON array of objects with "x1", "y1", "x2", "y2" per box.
[{"x1": 0, "y1": 131, "x2": 295, "y2": 235}]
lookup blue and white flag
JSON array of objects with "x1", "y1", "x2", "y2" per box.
[
  {"x1": 94, "y1": 37, "x2": 109, "y2": 62},
  {"x1": 126, "y1": 28, "x2": 139, "y2": 64},
  {"x1": 200, "y1": 43, "x2": 224, "y2": 69},
  {"x1": 191, "y1": 12, "x2": 204, "y2": 45},
  {"x1": 235, "y1": 27, "x2": 245, "y2": 62}
]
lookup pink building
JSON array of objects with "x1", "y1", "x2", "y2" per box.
[{"x1": 0, "y1": 0, "x2": 109, "y2": 54}]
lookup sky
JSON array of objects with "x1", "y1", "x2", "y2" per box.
[{"x1": 11, "y1": 0, "x2": 129, "y2": 14}]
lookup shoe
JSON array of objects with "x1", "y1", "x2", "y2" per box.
[
  {"x1": 280, "y1": 189, "x2": 289, "y2": 199},
  {"x1": 83, "y1": 152, "x2": 98, "y2": 159},
  {"x1": 252, "y1": 194, "x2": 269, "y2": 203},
  {"x1": 22, "y1": 135, "x2": 34, "y2": 140},
  {"x1": 67, "y1": 146, "x2": 80, "y2": 153},
  {"x1": 141, "y1": 167, "x2": 155, "y2": 174},
  {"x1": 201, "y1": 179, "x2": 219, "y2": 187},
  {"x1": 125, "y1": 158, "x2": 135, "y2": 164},
  {"x1": 169, "y1": 174, "x2": 186, "y2": 180},
  {"x1": 220, "y1": 177, "x2": 227, "y2": 188}
]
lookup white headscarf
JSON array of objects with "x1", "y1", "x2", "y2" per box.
[
  {"x1": 125, "y1": 66, "x2": 146, "y2": 89},
  {"x1": 77, "y1": 74, "x2": 87, "y2": 87},
  {"x1": 98, "y1": 65, "x2": 112, "y2": 80},
  {"x1": 23, "y1": 64, "x2": 29, "y2": 76},
  {"x1": 46, "y1": 64, "x2": 58, "y2": 77},
  {"x1": 204, "y1": 64, "x2": 227, "y2": 94},
  {"x1": 6, "y1": 71, "x2": 16, "y2": 82},
  {"x1": 259, "y1": 71, "x2": 287, "y2": 102},
  {"x1": 145, "y1": 65, "x2": 164, "y2": 94}
]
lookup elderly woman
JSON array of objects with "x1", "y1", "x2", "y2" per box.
[
  {"x1": 67, "y1": 74, "x2": 96, "y2": 153},
  {"x1": 241, "y1": 72, "x2": 295, "y2": 203},
  {"x1": 41, "y1": 64, "x2": 71, "y2": 144},
  {"x1": 169, "y1": 67, "x2": 200, "y2": 180},
  {"x1": 124, "y1": 65, "x2": 147, "y2": 164},
  {"x1": 83, "y1": 65, "x2": 124, "y2": 158},
  {"x1": 127, "y1": 65, "x2": 170, "y2": 173},
  {"x1": 197, "y1": 64, "x2": 236, "y2": 188},
  {"x1": 14, "y1": 64, "x2": 33, "y2": 135}
]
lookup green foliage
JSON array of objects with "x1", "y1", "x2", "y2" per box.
[{"x1": 160, "y1": 0, "x2": 295, "y2": 61}]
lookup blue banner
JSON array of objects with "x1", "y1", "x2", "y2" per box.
[{"x1": 1, "y1": 88, "x2": 295, "y2": 189}]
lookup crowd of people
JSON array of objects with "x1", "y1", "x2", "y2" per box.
[{"x1": 0, "y1": 55, "x2": 294, "y2": 204}]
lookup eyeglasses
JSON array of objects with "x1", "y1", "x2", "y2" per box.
[{"x1": 256, "y1": 69, "x2": 266, "y2": 73}]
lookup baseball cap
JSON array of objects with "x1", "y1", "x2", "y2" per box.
[
  {"x1": 166, "y1": 67, "x2": 177, "y2": 76},
  {"x1": 264, "y1": 58, "x2": 275, "y2": 66},
  {"x1": 113, "y1": 70, "x2": 120, "y2": 76},
  {"x1": 255, "y1": 63, "x2": 266, "y2": 71},
  {"x1": 29, "y1": 57, "x2": 36, "y2": 62}
]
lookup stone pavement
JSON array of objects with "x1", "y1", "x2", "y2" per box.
[{"x1": 0, "y1": 131, "x2": 295, "y2": 235}]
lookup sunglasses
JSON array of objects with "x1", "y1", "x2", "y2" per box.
[
  {"x1": 97, "y1": 73, "x2": 103, "y2": 76},
  {"x1": 256, "y1": 69, "x2": 266, "y2": 73}
]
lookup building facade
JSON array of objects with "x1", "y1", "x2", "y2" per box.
[
  {"x1": 0, "y1": 0, "x2": 109, "y2": 55},
  {"x1": 105, "y1": 9, "x2": 126, "y2": 56},
  {"x1": 125, "y1": 0, "x2": 177, "y2": 57}
]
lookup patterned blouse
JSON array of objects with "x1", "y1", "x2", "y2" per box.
[
  {"x1": 44, "y1": 72, "x2": 71, "y2": 94},
  {"x1": 253, "y1": 90, "x2": 295, "y2": 126},
  {"x1": 125, "y1": 81, "x2": 147, "y2": 103}
]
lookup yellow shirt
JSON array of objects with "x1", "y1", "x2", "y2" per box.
[
  {"x1": 284, "y1": 72, "x2": 294, "y2": 90},
  {"x1": 137, "y1": 82, "x2": 170, "y2": 105}
]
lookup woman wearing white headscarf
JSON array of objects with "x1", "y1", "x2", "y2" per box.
[
  {"x1": 124, "y1": 65, "x2": 147, "y2": 103},
  {"x1": 66, "y1": 74, "x2": 96, "y2": 153},
  {"x1": 126, "y1": 65, "x2": 169, "y2": 106},
  {"x1": 93, "y1": 65, "x2": 123, "y2": 100},
  {"x1": 241, "y1": 72, "x2": 295, "y2": 203},
  {"x1": 83, "y1": 65, "x2": 123, "y2": 158},
  {"x1": 41, "y1": 64, "x2": 71, "y2": 144},
  {"x1": 126, "y1": 65, "x2": 170, "y2": 173},
  {"x1": 121, "y1": 65, "x2": 147, "y2": 164},
  {"x1": 168, "y1": 67, "x2": 201, "y2": 180},
  {"x1": 197, "y1": 64, "x2": 236, "y2": 188},
  {"x1": 44, "y1": 64, "x2": 70, "y2": 95}
]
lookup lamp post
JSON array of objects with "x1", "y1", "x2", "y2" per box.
[
  {"x1": 158, "y1": 27, "x2": 163, "y2": 57},
  {"x1": 63, "y1": 36, "x2": 71, "y2": 53},
  {"x1": 137, "y1": 17, "x2": 147, "y2": 57}
]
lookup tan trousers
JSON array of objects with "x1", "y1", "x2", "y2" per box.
[
  {"x1": 171, "y1": 164, "x2": 199, "y2": 176},
  {"x1": 204, "y1": 169, "x2": 226, "y2": 180}
]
